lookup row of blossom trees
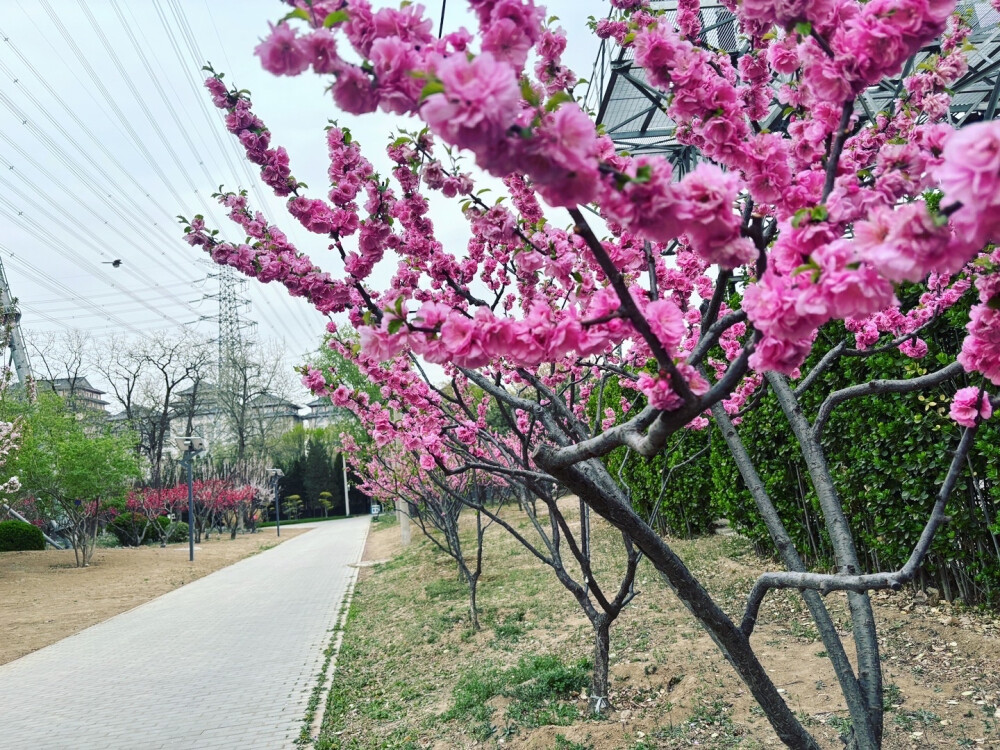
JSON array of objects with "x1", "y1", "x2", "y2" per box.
[
  {"x1": 124, "y1": 480, "x2": 262, "y2": 543},
  {"x1": 181, "y1": 0, "x2": 1000, "y2": 747}
]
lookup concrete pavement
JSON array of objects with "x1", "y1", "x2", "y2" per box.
[{"x1": 0, "y1": 516, "x2": 371, "y2": 749}]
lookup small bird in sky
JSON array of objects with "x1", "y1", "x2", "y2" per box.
[{"x1": 102, "y1": 259, "x2": 123, "y2": 268}]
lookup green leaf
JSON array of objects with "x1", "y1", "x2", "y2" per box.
[
  {"x1": 282, "y1": 7, "x2": 312, "y2": 23},
  {"x1": 544, "y1": 91, "x2": 574, "y2": 112},
  {"x1": 791, "y1": 208, "x2": 810, "y2": 228},
  {"x1": 387, "y1": 318, "x2": 403, "y2": 335},
  {"x1": 795, "y1": 21, "x2": 812, "y2": 36},
  {"x1": 633, "y1": 165, "x2": 653, "y2": 184},
  {"x1": 420, "y1": 80, "x2": 445, "y2": 100},
  {"x1": 520, "y1": 78, "x2": 540, "y2": 107},
  {"x1": 323, "y1": 9, "x2": 349, "y2": 27}
]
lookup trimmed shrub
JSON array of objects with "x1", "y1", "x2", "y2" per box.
[
  {"x1": 0, "y1": 519, "x2": 45, "y2": 551},
  {"x1": 155, "y1": 516, "x2": 189, "y2": 543},
  {"x1": 108, "y1": 512, "x2": 151, "y2": 547}
]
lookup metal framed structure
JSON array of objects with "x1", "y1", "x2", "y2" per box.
[{"x1": 586, "y1": 1, "x2": 1000, "y2": 162}]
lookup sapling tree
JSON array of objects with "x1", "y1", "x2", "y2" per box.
[
  {"x1": 126, "y1": 485, "x2": 188, "y2": 547},
  {"x1": 181, "y1": 1, "x2": 1000, "y2": 746},
  {"x1": 14, "y1": 394, "x2": 140, "y2": 566},
  {"x1": 365, "y1": 451, "x2": 494, "y2": 631},
  {"x1": 345, "y1": 360, "x2": 642, "y2": 714}
]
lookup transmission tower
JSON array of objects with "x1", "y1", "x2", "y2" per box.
[
  {"x1": 203, "y1": 265, "x2": 256, "y2": 379},
  {"x1": 586, "y1": 1, "x2": 1000, "y2": 165},
  {"x1": 0, "y1": 255, "x2": 32, "y2": 385}
]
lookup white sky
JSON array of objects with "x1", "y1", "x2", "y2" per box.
[{"x1": 0, "y1": 0, "x2": 608, "y2": 385}]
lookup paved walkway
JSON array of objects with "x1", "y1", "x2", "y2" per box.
[{"x1": 0, "y1": 516, "x2": 371, "y2": 749}]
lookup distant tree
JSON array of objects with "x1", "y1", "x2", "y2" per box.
[
  {"x1": 13, "y1": 394, "x2": 141, "y2": 566},
  {"x1": 302, "y1": 436, "x2": 334, "y2": 513}
]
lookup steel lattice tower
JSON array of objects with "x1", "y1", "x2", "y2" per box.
[
  {"x1": 205, "y1": 265, "x2": 256, "y2": 379},
  {"x1": 586, "y1": 1, "x2": 1000, "y2": 164},
  {"x1": 0, "y1": 255, "x2": 32, "y2": 385}
]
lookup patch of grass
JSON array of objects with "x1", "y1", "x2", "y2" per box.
[
  {"x1": 554, "y1": 734, "x2": 591, "y2": 750},
  {"x1": 883, "y1": 682, "x2": 903, "y2": 710},
  {"x1": 893, "y1": 709, "x2": 940, "y2": 731},
  {"x1": 424, "y1": 577, "x2": 466, "y2": 600},
  {"x1": 491, "y1": 610, "x2": 527, "y2": 644},
  {"x1": 442, "y1": 654, "x2": 591, "y2": 739},
  {"x1": 95, "y1": 531, "x2": 120, "y2": 548},
  {"x1": 827, "y1": 715, "x2": 852, "y2": 737}
]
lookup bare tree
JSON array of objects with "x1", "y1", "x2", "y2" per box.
[{"x1": 215, "y1": 337, "x2": 296, "y2": 485}]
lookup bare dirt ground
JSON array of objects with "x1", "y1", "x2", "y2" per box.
[
  {"x1": 320, "y1": 505, "x2": 1000, "y2": 750},
  {"x1": 0, "y1": 526, "x2": 305, "y2": 665}
]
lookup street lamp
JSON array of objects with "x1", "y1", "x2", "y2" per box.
[
  {"x1": 175, "y1": 436, "x2": 208, "y2": 562},
  {"x1": 267, "y1": 468, "x2": 284, "y2": 537}
]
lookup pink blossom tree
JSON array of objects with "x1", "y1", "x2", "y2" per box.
[
  {"x1": 126, "y1": 485, "x2": 188, "y2": 547},
  {"x1": 356, "y1": 380, "x2": 642, "y2": 710},
  {"x1": 182, "y1": 1, "x2": 1000, "y2": 746}
]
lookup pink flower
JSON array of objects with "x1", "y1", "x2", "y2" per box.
[
  {"x1": 255, "y1": 23, "x2": 311, "y2": 77},
  {"x1": 421, "y1": 53, "x2": 519, "y2": 163},
  {"x1": 304, "y1": 29, "x2": 339, "y2": 74},
  {"x1": 332, "y1": 65, "x2": 378, "y2": 114},
  {"x1": 899, "y1": 338, "x2": 929, "y2": 359},
  {"x1": 645, "y1": 298, "x2": 685, "y2": 352},
  {"x1": 749, "y1": 335, "x2": 814, "y2": 377},
  {"x1": 331, "y1": 385, "x2": 352, "y2": 407},
  {"x1": 301, "y1": 367, "x2": 327, "y2": 393},
  {"x1": 482, "y1": 18, "x2": 532, "y2": 68},
  {"x1": 936, "y1": 121, "x2": 1000, "y2": 209},
  {"x1": 949, "y1": 386, "x2": 992, "y2": 428}
]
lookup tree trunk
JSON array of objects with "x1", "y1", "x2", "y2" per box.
[
  {"x1": 590, "y1": 617, "x2": 611, "y2": 715},
  {"x1": 467, "y1": 573, "x2": 480, "y2": 631},
  {"x1": 537, "y1": 451, "x2": 821, "y2": 750}
]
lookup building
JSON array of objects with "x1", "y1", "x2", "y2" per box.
[
  {"x1": 167, "y1": 382, "x2": 304, "y2": 453},
  {"x1": 37, "y1": 377, "x2": 109, "y2": 413}
]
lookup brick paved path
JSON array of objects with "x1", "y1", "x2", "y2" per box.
[{"x1": 0, "y1": 516, "x2": 371, "y2": 749}]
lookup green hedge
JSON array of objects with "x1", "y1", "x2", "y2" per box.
[
  {"x1": 591, "y1": 288, "x2": 1000, "y2": 605},
  {"x1": 157, "y1": 517, "x2": 189, "y2": 543},
  {"x1": 593, "y1": 377, "x2": 717, "y2": 538},
  {"x1": 109, "y1": 513, "x2": 189, "y2": 546},
  {"x1": 708, "y1": 300, "x2": 1000, "y2": 606},
  {"x1": 0, "y1": 519, "x2": 45, "y2": 551},
  {"x1": 108, "y1": 512, "x2": 151, "y2": 547}
]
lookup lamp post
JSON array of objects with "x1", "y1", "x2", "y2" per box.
[
  {"x1": 341, "y1": 452, "x2": 350, "y2": 517},
  {"x1": 268, "y1": 468, "x2": 284, "y2": 537},
  {"x1": 175, "y1": 436, "x2": 208, "y2": 562}
]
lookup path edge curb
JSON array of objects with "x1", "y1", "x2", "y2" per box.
[{"x1": 306, "y1": 516, "x2": 372, "y2": 745}]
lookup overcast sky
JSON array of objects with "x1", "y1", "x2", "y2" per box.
[{"x1": 0, "y1": 0, "x2": 608, "y2": 387}]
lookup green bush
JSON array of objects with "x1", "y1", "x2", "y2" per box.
[
  {"x1": 156, "y1": 517, "x2": 189, "y2": 543},
  {"x1": 0, "y1": 519, "x2": 45, "y2": 551},
  {"x1": 107, "y1": 512, "x2": 151, "y2": 547}
]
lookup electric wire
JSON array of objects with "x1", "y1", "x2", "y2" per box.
[
  {"x1": 0, "y1": 200, "x2": 188, "y2": 328},
  {"x1": 160, "y1": 0, "x2": 324, "y2": 335},
  {"x1": 2, "y1": 4, "x2": 326, "y2": 351},
  {"x1": 0, "y1": 242, "x2": 153, "y2": 336}
]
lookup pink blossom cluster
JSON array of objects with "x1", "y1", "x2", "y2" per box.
[
  {"x1": 181, "y1": 0, "x2": 1000, "y2": 461},
  {"x1": 935, "y1": 120, "x2": 1000, "y2": 251},
  {"x1": 205, "y1": 76, "x2": 299, "y2": 196},
  {"x1": 949, "y1": 386, "x2": 993, "y2": 428},
  {"x1": 959, "y1": 270, "x2": 1000, "y2": 386}
]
